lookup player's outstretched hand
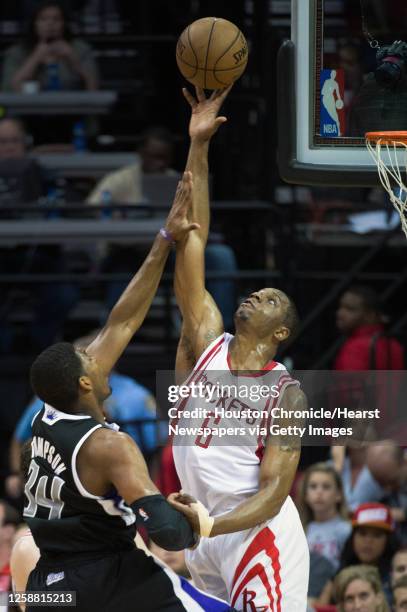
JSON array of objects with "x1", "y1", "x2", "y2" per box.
[
  {"x1": 183, "y1": 84, "x2": 232, "y2": 142},
  {"x1": 164, "y1": 171, "x2": 200, "y2": 241}
]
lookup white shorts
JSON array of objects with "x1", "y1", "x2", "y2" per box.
[{"x1": 186, "y1": 496, "x2": 309, "y2": 612}]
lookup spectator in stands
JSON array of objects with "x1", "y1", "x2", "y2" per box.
[
  {"x1": 339, "y1": 503, "x2": 399, "y2": 604},
  {"x1": 340, "y1": 446, "x2": 386, "y2": 512},
  {"x1": 1, "y1": 0, "x2": 98, "y2": 92},
  {"x1": 139, "y1": 126, "x2": 178, "y2": 175},
  {"x1": 0, "y1": 118, "x2": 27, "y2": 160},
  {"x1": 0, "y1": 500, "x2": 20, "y2": 593},
  {"x1": 5, "y1": 333, "x2": 161, "y2": 499},
  {"x1": 333, "y1": 565, "x2": 389, "y2": 612},
  {"x1": 393, "y1": 575, "x2": 407, "y2": 612},
  {"x1": 317, "y1": 502, "x2": 399, "y2": 606},
  {"x1": 87, "y1": 125, "x2": 238, "y2": 329},
  {"x1": 392, "y1": 548, "x2": 407, "y2": 589},
  {"x1": 298, "y1": 462, "x2": 351, "y2": 570},
  {"x1": 334, "y1": 286, "x2": 404, "y2": 371},
  {"x1": 307, "y1": 551, "x2": 336, "y2": 610},
  {"x1": 367, "y1": 442, "x2": 407, "y2": 544},
  {"x1": 0, "y1": 117, "x2": 78, "y2": 353},
  {"x1": 332, "y1": 285, "x2": 404, "y2": 475},
  {"x1": 86, "y1": 127, "x2": 177, "y2": 205},
  {"x1": 0, "y1": 117, "x2": 45, "y2": 210}
]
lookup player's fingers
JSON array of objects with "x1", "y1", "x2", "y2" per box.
[
  {"x1": 195, "y1": 86, "x2": 206, "y2": 102},
  {"x1": 214, "y1": 116, "x2": 227, "y2": 128},
  {"x1": 167, "y1": 492, "x2": 181, "y2": 503},
  {"x1": 186, "y1": 223, "x2": 200, "y2": 232},
  {"x1": 182, "y1": 87, "x2": 196, "y2": 107},
  {"x1": 182, "y1": 170, "x2": 193, "y2": 183},
  {"x1": 177, "y1": 492, "x2": 197, "y2": 504},
  {"x1": 213, "y1": 84, "x2": 233, "y2": 103},
  {"x1": 220, "y1": 83, "x2": 234, "y2": 98},
  {"x1": 168, "y1": 498, "x2": 192, "y2": 515}
]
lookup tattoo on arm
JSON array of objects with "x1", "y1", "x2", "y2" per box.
[
  {"x1": 204, "y1": 329, "x2": 218, "y2": 347},
  {"x1": 279, "y1": 441, "x2": 301, "y2": 452},
  {"x1": 274, "y1": 387, "x2": 306, "y2": 453}
]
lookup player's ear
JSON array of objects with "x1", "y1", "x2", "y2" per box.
[
  {"x1": 274, "y1": 326, "x2": 289, "y2": 343},
  {"x1": 78, "y1": 376, "x2": 92, "y2": 393}
]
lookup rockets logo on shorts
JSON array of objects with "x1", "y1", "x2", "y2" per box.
[{"x1": 138, "y1": 508, "x2": 149, "y2": 521}]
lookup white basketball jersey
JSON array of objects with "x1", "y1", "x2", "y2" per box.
[{"x1": 172, "y1": 333, "x2": 299, "y2": 516}]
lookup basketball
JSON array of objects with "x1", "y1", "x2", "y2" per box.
[
  {"x1": 176, "y1": 17, "x2": 248, "y2": 90},
  {"x1": 336, "y1": 99, "x2": 344, "y2": 110}
]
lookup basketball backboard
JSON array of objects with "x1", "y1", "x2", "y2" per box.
[{"x1": 278, "y1": 0, "x2": 407, "y2": 186}]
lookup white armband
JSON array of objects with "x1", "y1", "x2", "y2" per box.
[{"x1": 190, "y1": 500, "x2": 215, "y2": 537}]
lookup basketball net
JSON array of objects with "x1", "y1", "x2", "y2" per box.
[{"x1": 366, "y1": 131, "x2": 407, "y2": 238}]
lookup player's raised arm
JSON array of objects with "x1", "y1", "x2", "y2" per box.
[
  {"x1": 86, "y1": 172, "x2": 198, "y2": 375},
  {"x1": 170, "y1": 386, "x2": 305, "y2": 536},
  {"x1": 78, "y1": 427, "x2": 199, "y2": 551},
  {"x1": 174, "y1": 86, "x2": 231, "y2": 366}
]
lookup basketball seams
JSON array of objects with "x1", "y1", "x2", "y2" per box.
[
  {"x1": 176, "y1": 57, "x2": 247, "y2": 71},
  {"x1": 213, "y1": 26, "x2": 246, "y2": 86},
  {"x1": 204, "y1": 18, "x2": 217, "y2": 89},
  {"x1": 176, "y1": 17, "x2": 248, "y2": 89},
  {"x1": 186, "y1": 25, "x2": 198, "y2": 78},
  {"x1": 213, "y1": 26, "x2": 241, "y2": 71}
]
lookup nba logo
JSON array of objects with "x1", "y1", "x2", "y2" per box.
[
  {"x1": 320, "y1": 69, "x2": 345, "y2": 137},
  {"x1": 138, "y1": 508, "x2": 149, "y2": 521}
]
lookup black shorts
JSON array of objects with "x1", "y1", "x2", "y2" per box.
[{"x1": 26, "y1": 548, "x2": 191, "y2": 612}]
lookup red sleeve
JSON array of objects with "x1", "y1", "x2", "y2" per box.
[
  {"x1": 374, "y1": 337, "x2": 405, "y2": 369},
  {"x1": 334, "y1": 337, "x2": 370, "y2": 370},
  {"x1": 154, "y1": 442, "x2": 181, "y2": 497}
]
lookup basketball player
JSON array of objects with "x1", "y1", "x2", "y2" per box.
[
  {"x1": 21, "y1": 174, "x2": 234, "y2": 611},
  {"x1": 169, "y1": 87, "x2": 310, "y2": 611}
]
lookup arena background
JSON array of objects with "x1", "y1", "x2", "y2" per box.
[{"x1": 0, "y1": 2, "x2": 406, "y2": 608}]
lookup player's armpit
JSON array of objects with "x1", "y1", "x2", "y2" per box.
[
  {"x1": 175, "y1": 327, "x2": 196, "y2": 384},
  {"x1": 175, "y1": 292, "x2": 224, "y2": 373}
]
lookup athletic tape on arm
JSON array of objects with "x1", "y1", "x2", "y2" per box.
[{"x1": 191, "y1": 500, "x2": 215, "y2": 537}]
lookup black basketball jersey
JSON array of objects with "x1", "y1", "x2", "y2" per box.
[{"x1": 23, "y1": 404, "x2": 137, "y2": 556}]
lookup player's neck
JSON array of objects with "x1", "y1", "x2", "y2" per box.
[
  {"x1": 229, "y1": 332, "x2": 277, "y2": 370},
  {"x1": 75, "y1": 399, "x2": 105, "y2": 424}
]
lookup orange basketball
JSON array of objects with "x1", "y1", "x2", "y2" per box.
[{"x1": 176, "y1": 17, "x2": 248, "y2": 90}]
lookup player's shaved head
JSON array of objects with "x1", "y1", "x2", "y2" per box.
[
  {"x1": 262, "y1": 287, "x2": 300, "y2": 343},
  {"x1": 281, "y1": 293, "x2": 300, "y2": 344}
]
